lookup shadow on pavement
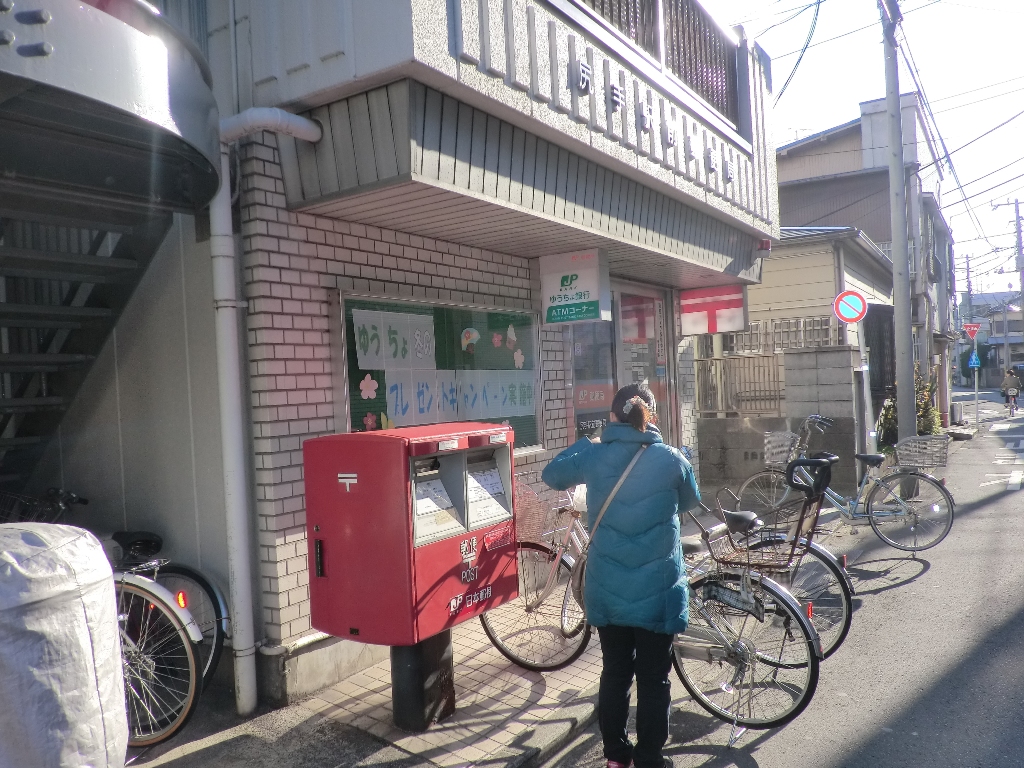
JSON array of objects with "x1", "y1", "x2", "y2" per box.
[{"x1": 828, "y1": 599, "x2": 1024, "y2": 768}]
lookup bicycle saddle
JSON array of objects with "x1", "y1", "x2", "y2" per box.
[
  {"x1": 679, "y1": 535, "x2": 706, "y2": 557},
  {"x1": 854, "y1": 453, "x2": 885, "y2": 468},
  {"x1": 111, "y1": 530, "x2": 163, "y2": 559},
  {"x1": 723, "y1": 509, "x2": 762, "y2": 534}
]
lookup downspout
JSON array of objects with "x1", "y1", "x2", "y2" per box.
[{"x1": 210, "y1": 107, "x2": 322, "y2": 716}]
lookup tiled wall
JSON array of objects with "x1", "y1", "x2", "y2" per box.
[{"x1": 239, "y1": 132, "x2": 570, "y2": 644}]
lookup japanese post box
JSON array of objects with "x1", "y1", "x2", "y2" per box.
[{"x1": 303, "y1": 422, "x2": 518, "y2": 646}]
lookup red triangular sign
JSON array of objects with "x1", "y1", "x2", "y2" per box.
[{"x1": 963, "y1": 323, "x2": 981, "y2": 340}]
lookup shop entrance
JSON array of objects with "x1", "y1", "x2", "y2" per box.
[{"x1": 570, "y1": 282, "x2": 676, "y2": 445}]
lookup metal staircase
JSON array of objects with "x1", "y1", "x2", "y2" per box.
[{"x1": 0, "y1": 212, "x2": 172, "y2": 488}]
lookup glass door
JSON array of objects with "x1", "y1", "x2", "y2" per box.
[
  {"x1": 614, "y1": 288, "x2": 674, "y2": 444},
  {"x1": 569, "y1": 283, "x2": 676, "y2": 445}
]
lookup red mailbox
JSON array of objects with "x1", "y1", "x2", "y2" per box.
[{"x1": 303, "y1": 422, "x2": 518, "y2": 646}]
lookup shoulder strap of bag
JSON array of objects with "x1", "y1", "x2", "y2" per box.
[{"x1": 584, "y1": 444, "x2": 648, "y2": 551}]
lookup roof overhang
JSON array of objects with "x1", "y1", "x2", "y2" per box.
[{"x1": 279, "y1": 80, "x2": 765, "y2": 290}]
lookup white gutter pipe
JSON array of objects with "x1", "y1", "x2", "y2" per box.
[{"x1": 210, "y1": 107, "x2": 322, "y2": 716}]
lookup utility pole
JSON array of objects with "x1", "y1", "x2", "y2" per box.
[{"x1": 879, "y1": 0, "x2": 916, "y2": 441}]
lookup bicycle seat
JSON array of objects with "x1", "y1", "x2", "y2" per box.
[
  {"x1": 111, "y1": 530, "x2": 163, "y2": 559},
  {"x1": 854, "y1": 453, "x2": 885, "y2": 468},
  {"x1": 680, "y1": 535, "x2": 706, "y2": 557},
  {"x1": 723, "y1": 509, "x2": 762, "y2": 534}
]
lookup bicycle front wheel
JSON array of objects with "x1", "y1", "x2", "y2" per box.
[
  {"x1": 867, "y1": 471, "x2": 954, "y2": 551},
  {"x1": 480, "y1": 542, "x2": 591, "y2": 671},
  {"x1": 736, "y1": 470, "x2": 792, "y2": 517},
  {"x1": 673, "y1": 573, "x2": 820, "y2": 729},
  {"x1": 154, "y1": 564, "x2": 227, "y2": 690},
  {"x1": 749, "y1": 539, "x2": 853, "y2": 659},
  {"x1": 117, "y1": 580, "x2": 201, "y2": 747}
]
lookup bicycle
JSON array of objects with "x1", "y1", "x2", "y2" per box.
[
  {"x1": 686, "y1": 483, "x2": 854, "y2": 660},
  {"x1": 670, "y1": 457, "x2": 833, "y2": 738},
  {"x1": 1009, "y1": 387, "x2": 1019, "y2": 417},
  {"x1": 482, "y1": 469, "x2": 823, "y2": 735},
  {"x1": 737, "y1": 415, "x2": 955, "y2": 552},
  {"x1": 0, "y1": 489, "x2": 207, "y2": 747}
]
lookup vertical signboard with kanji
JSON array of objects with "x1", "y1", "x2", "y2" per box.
[
  {"x1": 540, "y1": 249, "x2": 612, "y2": 325},
  {"x1": 346, "y1": 299, "x2": 539, "y2": 446}
]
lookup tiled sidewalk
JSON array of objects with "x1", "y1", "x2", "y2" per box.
[{"x1": 297, "y1": 618, "x2": 604, "y2": 767}]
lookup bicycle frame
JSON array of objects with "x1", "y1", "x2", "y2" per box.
[{"x1": 523, "y1": 506, "x2": 588, "y2": 613}]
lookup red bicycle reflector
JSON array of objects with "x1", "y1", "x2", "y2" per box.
[
  {"x1": 840, "y1": 554, "x2": 848, "y2": 570},
  {"x1": 176, "y1": 591, "x2": 188, "y2": 609},
  {"x1": 806, "y1": 602, "x2": 813, "y2": 620}
]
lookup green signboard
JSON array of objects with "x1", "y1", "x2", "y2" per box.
[{"x1": 344, "y1": 298, "x2": 539, "y2": 447}]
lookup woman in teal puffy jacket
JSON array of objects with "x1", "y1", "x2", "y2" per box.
[{"x1": 542, "y1": 384, "x2": 699, "y2": 768}]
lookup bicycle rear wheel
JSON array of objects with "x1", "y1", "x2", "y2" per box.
[
  {"x1": 673, "y1": 573, "x2": 820, "y2": 729},
  {"x1": 736, "y1": 470, "x2": 792, "y2": 517},
  {"x1": 748, "y1": 539, "x2": 853, "y2": 659},
  {"x1": 117, "y1": 580, "x2": 201, "y2": 747},
  {"x1": 154, "y1": 564, "x2": 227, "y2": 690},
  {"x1": 867, "y1": 471, "x2": 954, "y2": 551},
  {"x1": 480, "y1": 542, "x2": 591, "y2": 671}
]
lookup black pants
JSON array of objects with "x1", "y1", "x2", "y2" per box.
[{"x1": 596, "y1": 625, "x2": 674, "y2": 768}]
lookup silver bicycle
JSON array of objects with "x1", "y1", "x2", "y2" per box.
[
  {"x1": 481, "y1": 471, "x2": 823, "y2": 732},
  {"x1": 737, "y1": 415, "x2": 955, "y2": 552}
]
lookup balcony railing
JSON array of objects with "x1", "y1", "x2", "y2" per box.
[
  {"x1": 698, "y1": 316, "x2": 844, "y2": 357},
  {"x1": 696, "y1": 355, "x2": 783, "y2": 416},
  {"x1": 578, "y1": 0, "x2": 739, "y2": 123}
]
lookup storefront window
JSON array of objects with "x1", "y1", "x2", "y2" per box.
[
  {"x1": 344, "y1": 299, "x2": 539, "y2": 447},
  {"x1": 572, "y1": 321, "x2": 615, "y2": 439}
]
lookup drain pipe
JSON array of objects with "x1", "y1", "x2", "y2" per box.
[{"x1": 210, "y1": 107, "x2": 322, "y2": 716}]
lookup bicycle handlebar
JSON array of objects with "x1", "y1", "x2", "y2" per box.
[{"x1": 47, "y1": 488, "x2": 88, "y2": 506}]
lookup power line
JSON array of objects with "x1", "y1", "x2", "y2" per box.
[
  {"x1": 918, "y1": 107, "x2": 1024, "y2": 172},
  {"x1": 942, "y1": 172, "x2": 1024, "y2": 209},
  {"x1": 897, "y1": 28, "x2": 993, "y2": 247},
  {"x1": 775, "y1": 0, "x2": 822, "y2": 103},
  {"x1": 954, "y1": 230, "x2": 1018, "y2": 244},
  {"x1": 930, "y1": 74, "x2": 1024, "y2": 103},
  {"x1": 772, "y1": 0, "x2": 942, "y2": 59},
  {"x1": 932, "y1": 86, "x2": 1024, "y2": 115}
]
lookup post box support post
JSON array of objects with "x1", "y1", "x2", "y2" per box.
[{"x1": 390, "y1": 630, "x2": 456, "y2": 731}]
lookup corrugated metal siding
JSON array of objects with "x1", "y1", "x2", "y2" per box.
[
  {"x1": 747, "y1": 249, "x2": 835, "y2": 320},
  {"x1": 779, "y1": 172, "x2": 891, "y2": 244},
  {"x1": 777, "y1": 129, "x2": 862, "y2": 183},
  {"x1": 283, "y1": 80, "x2": 756, "y2": 282}
]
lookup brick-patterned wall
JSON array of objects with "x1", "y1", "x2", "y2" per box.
[{"x1": 239, "y1": 132, "x2": 568, "y2": 645}]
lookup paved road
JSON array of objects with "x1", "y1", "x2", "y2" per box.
[{"x1": 544, "y1": 389, "x2": 1024, "y2": 768}]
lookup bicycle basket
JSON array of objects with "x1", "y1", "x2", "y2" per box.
[
  {"x1": 764, "y1": 431, "x2": 800, "y2": 468},
  {"x1": 0, "y1": 492, "x2": 64, "y2": 524},
  {"x1": 513, "y1": 471, "x2": 572, "y2": 544},
  {"x1": 893, "y1": 435, "x2": 949, "y2": 468}
]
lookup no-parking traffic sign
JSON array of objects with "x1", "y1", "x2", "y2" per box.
[{"x1": 833, "y1": 290, "x2": 868, "y2": 324}]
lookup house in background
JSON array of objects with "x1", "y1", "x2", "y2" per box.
[
  {"x1": 776, "y1": 93, "x2": 956, "y2": 425},
  {"x1": 694, "y1": 226, "x2": 892, "y2": 496}
]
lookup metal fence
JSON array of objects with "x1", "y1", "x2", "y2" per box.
[
  {"x1": 579, "y1": 0, "x2": 738, "y2": 123},
  {"x1": 698, "y1": 316, "x2": 843, "y2": 357},
  {"x1": 696, "y1": 354, "x2": 783, "y2": 416}
]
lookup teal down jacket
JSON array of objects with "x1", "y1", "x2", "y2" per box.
[{"x1": 541, "y1": 423, "x2": 700, "y2": 635}]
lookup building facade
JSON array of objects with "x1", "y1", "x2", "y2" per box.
[
  {"x1": 12, "y1": 0, "x2": 779, "y2": 704},
  {"x1": 776, "y1": 93, "x2": 956, "y2": 424}
]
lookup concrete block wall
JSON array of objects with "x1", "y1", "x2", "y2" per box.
[
  {"x1": 239, "y1": 132, "x2": 569, "y2": 649},
  {"x1": 677, "y1": 335, "x2": 700, "y2": 481},
  {"x1": 783, "y1": 346, "x2": 860, "y2": 419}
]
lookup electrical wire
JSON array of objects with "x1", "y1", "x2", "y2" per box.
[
  {"x1": 942, "y1": 173, "x2": 1024, "y2": 209},
  {"x1": 774, "y1": 0, "x2": 822, "y2": 103},
  {"x1": 772, "y1": 0, "x2": 942, "y2": 59},
  {"x1": 918, "y1": 107, "x2": 1024, "y2": 173},
  {"x1": 932, "y1": 86, "x2": 1024, "y2": 115},
  {"x1": 930, "y1": 74, "x2": 1024, "y2": 104}
]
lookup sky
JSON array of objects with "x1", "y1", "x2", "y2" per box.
[{"x1": 699, "y1": 0, "x2": 1024, "y2": 296}]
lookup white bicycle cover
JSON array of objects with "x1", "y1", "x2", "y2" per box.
[{"x1": 0, "y1": 524, "x2": 127, "y2": 768}]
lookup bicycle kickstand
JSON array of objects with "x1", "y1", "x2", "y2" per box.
[{"x1": 727, "y1": 718, "x2": 746, "y2": 748}]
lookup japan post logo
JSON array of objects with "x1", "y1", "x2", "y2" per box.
[
  {"x1": 560, "y1": 273, "x2": 578, "y2": 289},
  {"x1": 337, "y1": 473, "x2": 357, "y2": 491}
]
